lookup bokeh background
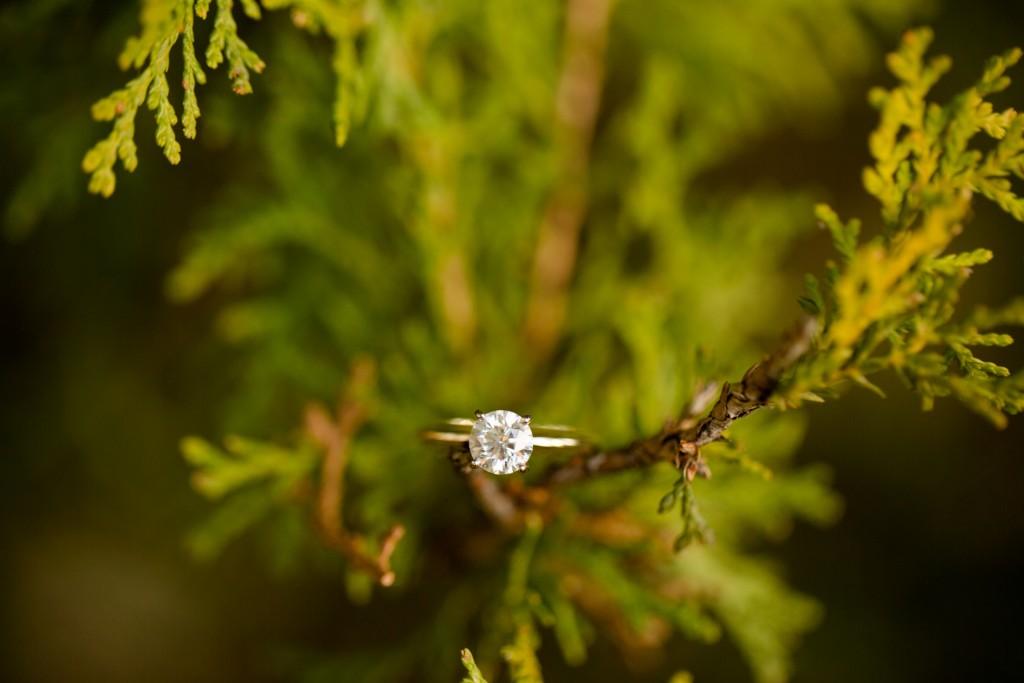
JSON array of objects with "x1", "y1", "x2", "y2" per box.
[{"x1": 2, "y1": 1, "x2": 1022, "y2": 682}]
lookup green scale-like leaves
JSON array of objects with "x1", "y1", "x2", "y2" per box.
[
  {"x1": 786, "y1": 28, "x2": 1024, "y2": 427},
  {"x1": 83, "y1": 0, "x2": 366, "y2": 196}
]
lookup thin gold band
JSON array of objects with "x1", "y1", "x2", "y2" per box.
[{"x1": 421, "y1": 419, "x2": 585, "y2": 449}]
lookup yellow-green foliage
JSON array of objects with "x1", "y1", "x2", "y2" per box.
[
  {"x1": 82, "y1": 0, "x2": 364, "y2": 196},
  {"x1": 82, "y1": 0, "x2": 188, "y2": 197},
  {"x1": 786, "y1": 29, "x2": 1024, "y2": 427}
]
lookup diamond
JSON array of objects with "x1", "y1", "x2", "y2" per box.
[{"x1": 468, "y1": 410, "x2": 533, "y2": 475}]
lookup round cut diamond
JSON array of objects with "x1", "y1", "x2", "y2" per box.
[{"x1": 468, "y1": 410, "x2": 533, "y2": 475}]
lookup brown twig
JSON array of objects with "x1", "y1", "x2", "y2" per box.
[
  {"x1": 522, "y1": 0, "x2": 614, "y2": 359},
  {"x1": 682, "y1": 317, "x2": 818, "y2": 447},
  {"x1": 306, "y1": 358, "x2": 405, "y2": 586},
  {"x1": 539, "y1": 317, "x2": 819, "y2": 486}
]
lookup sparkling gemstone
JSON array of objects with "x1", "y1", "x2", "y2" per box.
[{"x1": 468, "y1": 410, "x2": 533, "y2": 475}]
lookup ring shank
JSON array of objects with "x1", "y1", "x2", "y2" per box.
[{"x1": 421, "y1": 419, "x2": 584, "y2": 450}]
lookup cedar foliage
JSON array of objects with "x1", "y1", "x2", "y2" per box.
[{"x1": 50, "y1": 1, "x2": 1024, "y2": 681}]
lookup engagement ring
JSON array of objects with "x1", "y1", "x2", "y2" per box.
[{"x1": 422, "y1": 409, "x2": 584, "y2": 475}]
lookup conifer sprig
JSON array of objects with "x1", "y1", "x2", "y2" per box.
[
  {"x1": 785, "y1": 28, "x2": 1024, "y2": 426},
  {"x1": 83, "y1": 0, "x2": 188, "y2": 197},
  {"x1": 84, "y1": 0, "x2": 367, "y2": 196},
  {"x1": 205, "y1": 0, "x2": 265, "y2": 95}
]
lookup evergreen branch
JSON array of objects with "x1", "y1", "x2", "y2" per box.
[
  {"x1": 305, "y1": 358, "x2": 405, "y2": 586},
  {"x1": 206, "y1": 0, "x2": 266, "y2": 94},
  {"x1": 86, "y1": 0, "x2": 372, "y2": 195},
  {"x1": 83, "y1": 0, "x2": 188, "y2": 197},
  {"x1": 522, "y1": 0, "x2": 614, "y2": 359},
  {"x1": 780, "y1": 28, "x2": 1024, "y2": 425},
  {"x1": 81, "y1": 0, "x2": 378, "y2": 195}
]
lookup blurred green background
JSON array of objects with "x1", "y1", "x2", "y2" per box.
[{"x1": 1, "y1": 1, "x2": 1023, "y2": 682}]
